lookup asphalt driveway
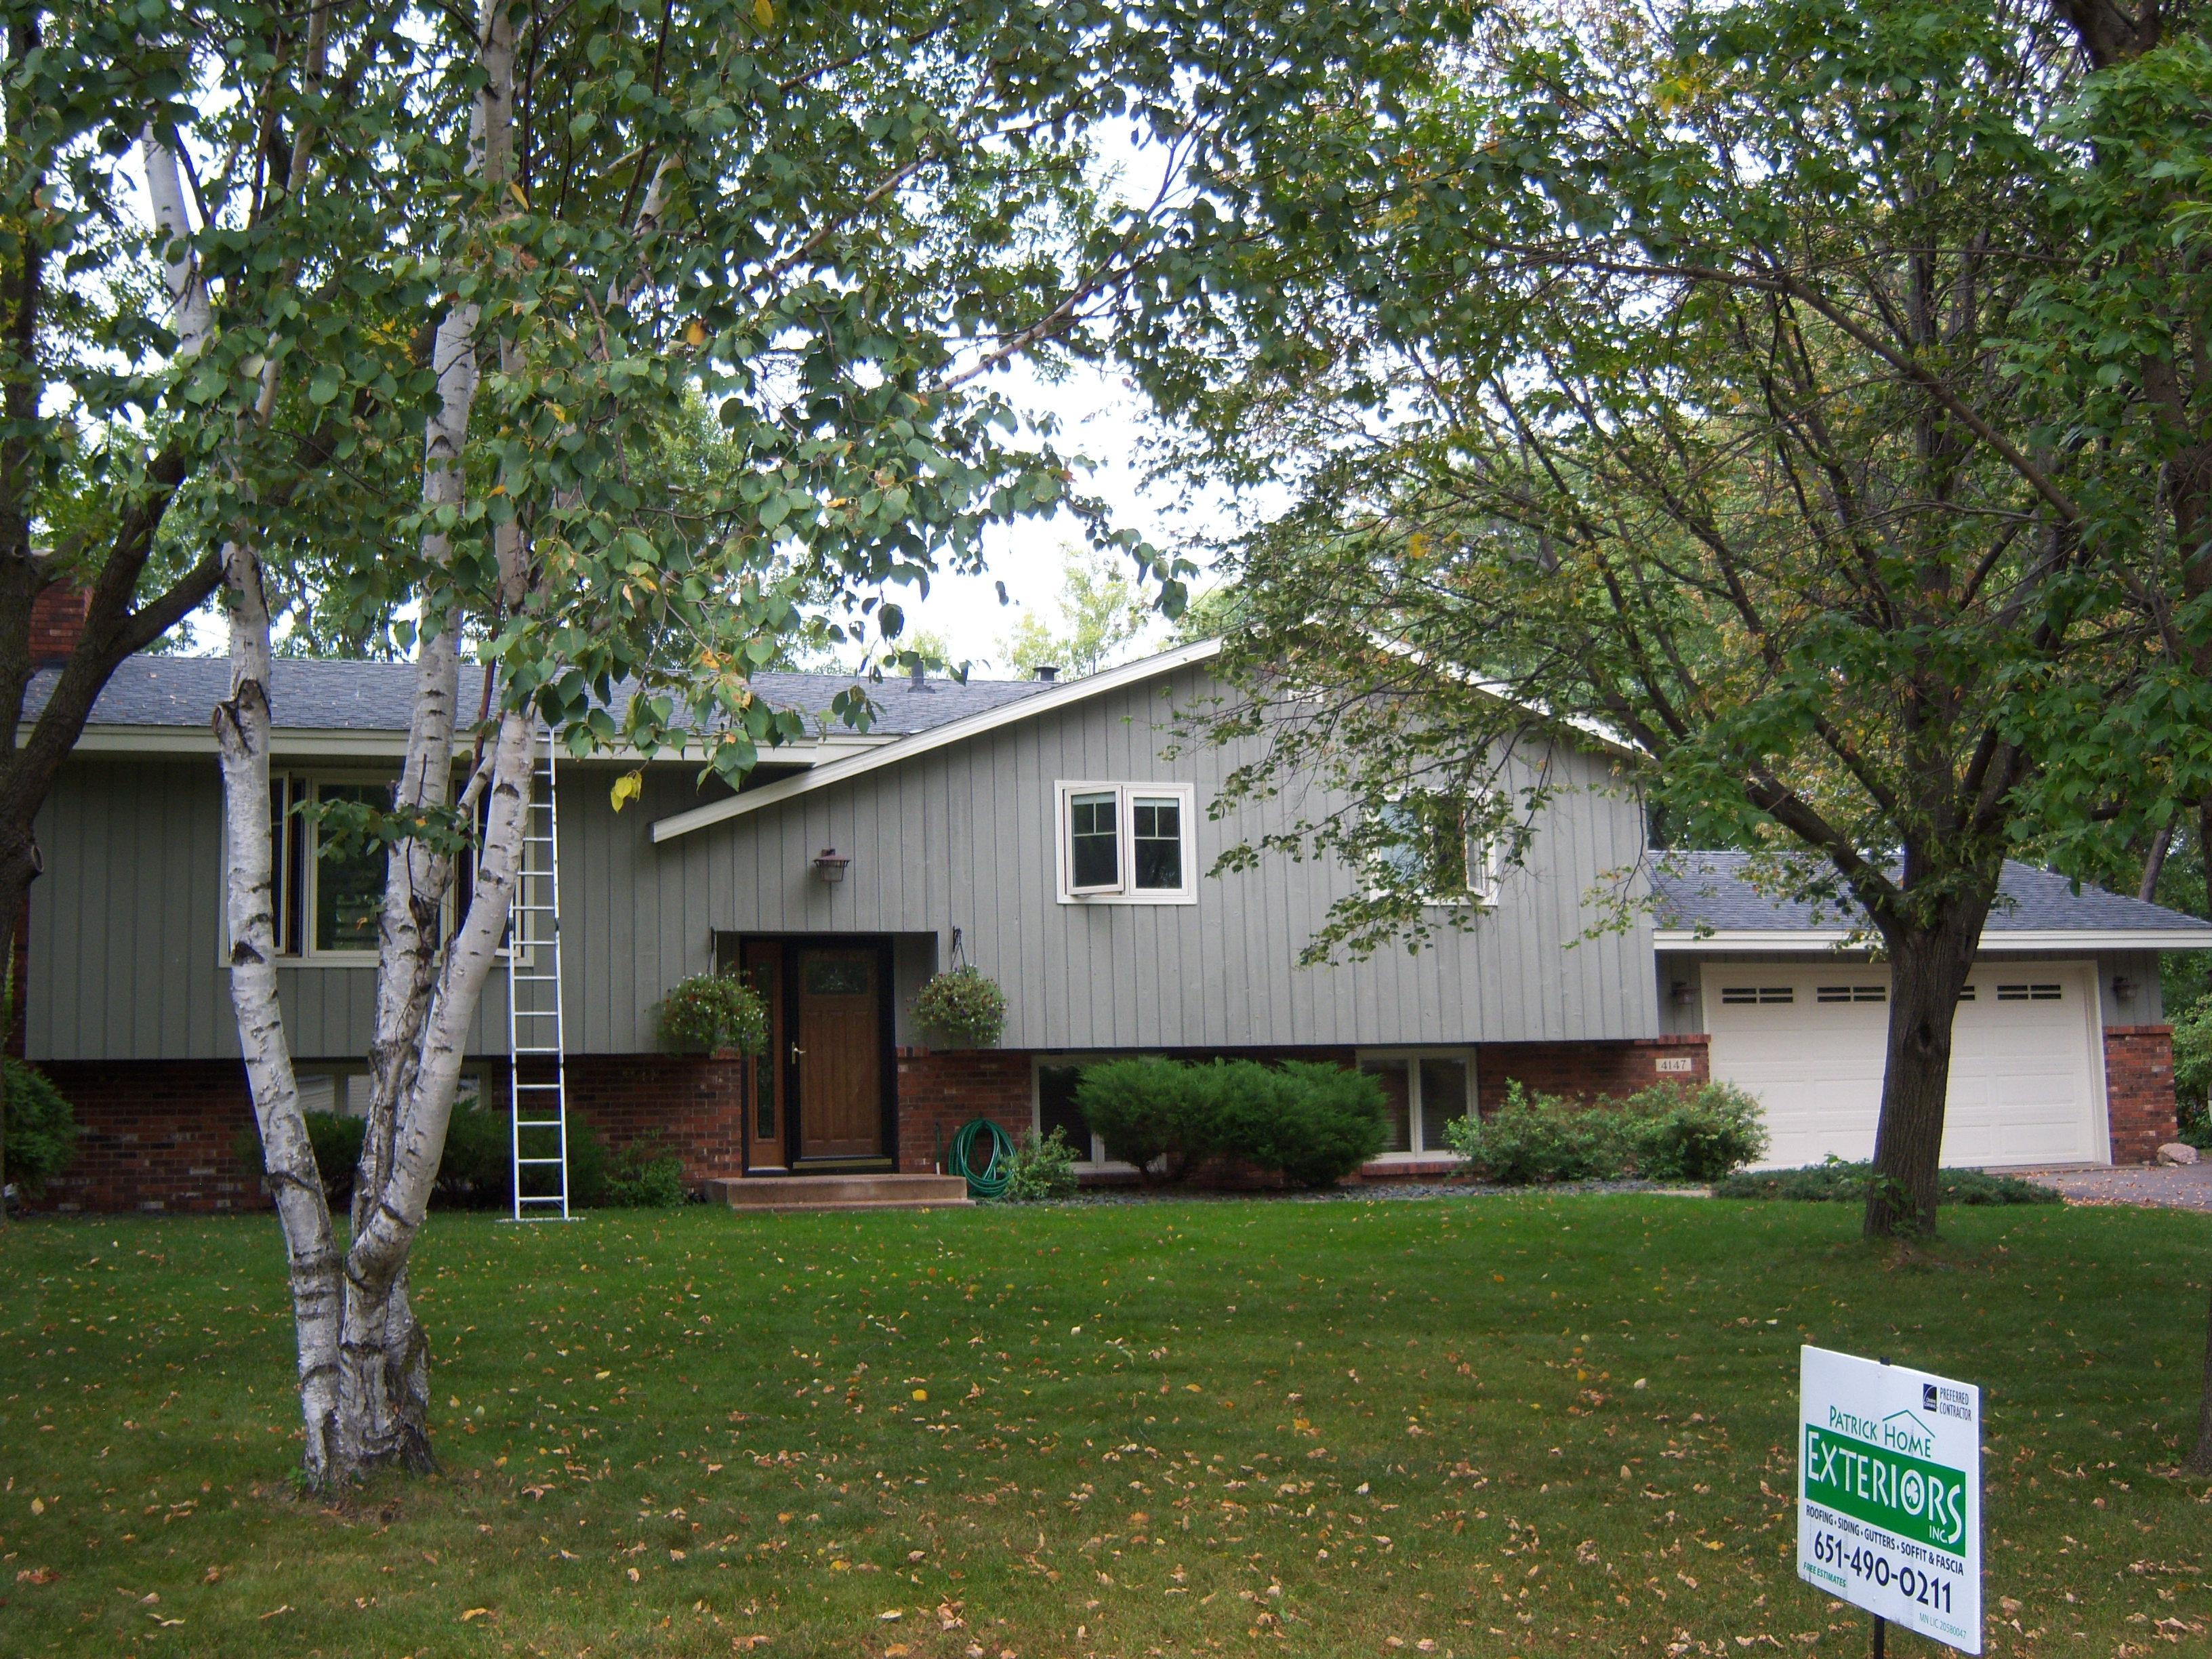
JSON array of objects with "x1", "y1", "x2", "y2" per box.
[{"x1": 2026, "y1": 1162, "x2": 2212, "y2": 1212}]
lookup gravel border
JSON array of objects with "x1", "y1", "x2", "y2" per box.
[{"x1": 1046, "y1": 1178, "x2": 1711, "y2": 1206}]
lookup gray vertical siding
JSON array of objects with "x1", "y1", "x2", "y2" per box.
[
  {"x1": 562, "y1": 662, "x2": 1662, "y2": 1052},
  {"x1": 29, "y1": 757, "x2": 505, "y2": 1063}
]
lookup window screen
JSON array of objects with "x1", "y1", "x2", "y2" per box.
[
  {"x1": 1038, "y1": 1064, "x2": 1091, "y2": 1155},
  {"x1": 1419, "y1": 1057, "x2": 1470, "y2": 1151},
  {"x1": 1361, "y1": 1058, "x2": 1413, "y2": 1153},
  {"x1": 313, "y1": 783, "x2": 388, "y2": 954},
  {"x1": 1069, "y1": 792, "x2": 1119, "y2": 889},
  {"x1": 1132, "y1": 797, "x2": 1183, "y2": 890}
]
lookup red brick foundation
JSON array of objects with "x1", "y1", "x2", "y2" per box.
[
  {"x1": 1473, "y1": 1036, "x2": 1711, "y2": 1113},
  {"x1": 30, "y1": 1061, "x2": 264, "y2": 1212},
  {"x1": 894, "y1": 1048, "x2": 1032, "y2": 1174},
  {"x1": 2103, "y1": 1025, "x2": 2177, "y2": 1166},
  {"x1": 22, "y1": 1035, "x2": 1725, "y2": 1210}
]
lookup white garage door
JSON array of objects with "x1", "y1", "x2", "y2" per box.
[{"x1": 1703, "y1": 962, "x2": 2105, "y2": 1169}]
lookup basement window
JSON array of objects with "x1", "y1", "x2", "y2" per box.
[{"x1": 1357, "y1": 1050, "x2": 1476, "y2": 1158}]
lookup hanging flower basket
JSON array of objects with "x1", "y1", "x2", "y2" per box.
[
  {"x1": 912, "y1": 965, "x2": 1008, "y2": 1050},
  {"x1": 655, "y1": 972, "x2": 769, "y2": 1057}
]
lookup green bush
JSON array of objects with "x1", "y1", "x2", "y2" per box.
[
  {"x1": 1077, "y1": 1057, "x2": 1224, "y2": 1183},
  {"x1": 601, "y1": 1137, "x2": 689, "y2": 1208},
  {"x1": 2172, "y1": 993, "x2": 2212, "y2": 1150},
  {"x1": 1214, "y1": 1060, "x2": 1387, "y2": 1188},
  {"x1": 1443, "y1": 1080, "x2": 1768, "y2": 1185},
  {"x1": 2, "y1": 1061, "x2": 77, "y2": 1197},
  {"x1": 912, "y1": 966, "x2": 1009, "y2": 1048},
  {"x1": 1001, "y1": 1127, "x2": 1080, "y2": 1202},
  {"x1": 655, "y1": 972, "x2": 770, "y2": 1055},
  {"x1": 307, "y1": 1111, "x2": 369, "y2": 1208},
  {"x1": 1712, "y1": 1160, "x2": 2062, "y2": 1206},
  {"x1": 1443, "y1": 1081, "x2": 1626, "y2": 1183},
  {"x1": 1076, "y1": 1057, "x2": 1386, "y2": 1187},
  {"x1": 1616, "y1": 1083, "x2": 1769, "y2": 1182}
]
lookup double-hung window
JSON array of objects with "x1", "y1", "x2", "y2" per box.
[{"x1": 1055, "y1": 781, "x2": 1197, "y2": 904}]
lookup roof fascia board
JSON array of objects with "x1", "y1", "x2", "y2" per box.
[
  {"x1": 1655, "y1": 926, "x2": 2212, "y2": 952},
  {"x1": 650, "y1": 639, "x2": 1226, "y2": 844}
]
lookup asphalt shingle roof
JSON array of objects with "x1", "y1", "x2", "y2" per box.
[
  {"x1": 1652, "y1": 849, "x2": 2211, "y2": 937},
  {"x1": 33, "y1": 654, "x2": 1048, "y2": 739}
]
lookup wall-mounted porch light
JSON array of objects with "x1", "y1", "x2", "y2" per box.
[
  {"x1": 2112, "y1": 973, "x2": 2137, "y2": 1002},
  {"x1": 813, "y1": 847, "x2": 850, "y2": 885},
  {"x1": 1670, "y1": 980, "x2": 1697, "y2": 1007}
]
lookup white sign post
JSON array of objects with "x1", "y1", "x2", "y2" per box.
[{"x1": 1797, "y1": 1346, "x2": 1982, "y2": 1656}]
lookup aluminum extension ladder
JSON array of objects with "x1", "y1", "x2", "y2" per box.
[{"x1": 507, "y1": 723, "x2": 572, "y2": 1220}]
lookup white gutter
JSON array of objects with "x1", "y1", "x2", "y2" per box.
[
  {"x1": 1654, "y1": 926, "x2": 2212, "y2": 953},
  {"x1": 650, "y1": 638, "x2": 1226, "y2": 843}
]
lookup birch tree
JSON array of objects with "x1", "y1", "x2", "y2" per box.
[{"x1": 119, "y1": 0, "x2": 1465, "y2": 1483}]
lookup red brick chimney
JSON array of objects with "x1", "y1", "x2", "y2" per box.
[{"x1": 28, "y1": 582, "x2": 90, "y2": 666}]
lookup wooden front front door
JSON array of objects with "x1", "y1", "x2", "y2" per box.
[{"x1": 792, "y1": 946, "x2": 886, "y2": 1160}]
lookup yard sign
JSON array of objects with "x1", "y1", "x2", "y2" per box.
[{"x1": 1797, "y1": 1345, "x2": 1982, "y2": 1654}]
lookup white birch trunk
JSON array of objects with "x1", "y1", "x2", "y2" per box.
[
  {"x1": 213, "y1": 551, "x2": 345, "y2": 1479},
  {"x1": 319, "y1": 0, "x2": 520, "y2": 1475},
  {"x1": 154, "y1": 125, "x2": 348, "y2": 1481},
  {"x1": 335, "y1": 707, "x2": 535, "y2": 1470}
]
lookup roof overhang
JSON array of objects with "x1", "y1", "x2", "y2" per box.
[
  {"x1": 59, "y1": 724, "x2": 897, "y2": 766},
  {"x1": 1654, "y1": 926, "x2": 2212, "y2": 953},
  {"x1": 650, "y1": 639, "x2": 1225, "y2": 844}
]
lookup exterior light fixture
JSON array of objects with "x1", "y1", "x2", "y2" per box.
[
  {"x1": 1671, "y1": 980, "x2": 1696, "y2": 1007},
  {"x1": 813, "y1": 847, "x2": 850, "y2": 885},
  {"x1": 2111, "y1": 974, "x2": 2136, "y2": 1002}
]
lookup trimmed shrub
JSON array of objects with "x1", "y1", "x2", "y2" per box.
[
  {"x1": 1215, "y1": 1060, "x2": 1387, "y2": 1188},
  {"x1": 1077, "y1": 1057, "x2": 1224, "y2": 1183},
  {"x1": 1713, "y1": 1160, "x2": 2061, "y2": 1206},
  {"x1": 1443, "y1": 1081, "x2": 1626, "y2": 1183},
  {"x1": 655, "y1": 972, "x2": 770, "y2": 1056},
  {"x1": 602, "y1": 1137, "x2": 688, "y2": 1208},
  {"x1": 1443, "y1": 1080, "x2": 1768, "y2": 1185},
  {"x1": 912, "y1": 966, "x2": 1009, "y2": 1048},
  {"x1": 1617, "y1": 1083, "x2": 1768, "y2": 1182},
  {"x1": 2, "y1": 1061, "x2": 78, "y2": 1197},
  {"x1": 1001, "y1": 1127, "x2": 1080, "y2": 1202},
  {"x1": 1076, "y1": 1057, "x2": 1386, "y2": 1187}
]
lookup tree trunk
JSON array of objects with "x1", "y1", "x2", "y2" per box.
[
  {"x1": 216, "y1": 543, "x2": 346, "y2": 1480},
  {"x1": 334, "y1": 706, "x2": 535, "y2": 1473},
  {"x1": 1864, "y1": 916, "x2": 1984, "y2": 1237},
  {"x1": 2189, "y1": 793, "x2": 2212, "y2": 1474}
]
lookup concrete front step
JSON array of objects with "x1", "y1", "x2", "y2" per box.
[{"x1": 703, "y1": 1172, "x2": 972, "y2": 1214}]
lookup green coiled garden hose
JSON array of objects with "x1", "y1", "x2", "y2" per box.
[{"x1": 948, "y1": 1118, "x2": 1017, "y2": 1199}]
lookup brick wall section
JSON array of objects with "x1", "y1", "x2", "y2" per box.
[
  {"x1": 32, "y1": 1061, "x2": 264, "y2": 1212},
  {"x1": 2103, "y1": 1025, "x2": 2177, "y2": 1166},
  {"x1": 894, "y1": 1048, "x2": 1032, "y2": 1174},
  {"x1": 28, "y1": 582, "x2": 90, "y2": 664},
  {"x1": 1473, "y1": 1036, "x2": 1711, "y2": 1113},
  {"x1": 556, "y1": 1054, "x2": 748, "y2": 1178}
]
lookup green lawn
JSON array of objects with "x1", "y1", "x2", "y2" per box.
[{"x1": 1, "y1": 1195, "x2": 2205, "y2": 1658}]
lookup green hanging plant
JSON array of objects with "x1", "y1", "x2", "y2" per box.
[
  {"x1": 655, "y1": 972, "x2": 770, "y2": 1057},
  {"x1": 912, "y1": 965, "x2": 1008, "y2": 1049}
]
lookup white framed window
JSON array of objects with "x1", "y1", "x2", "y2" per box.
[
  {"x1": 1368, "y1": 794, "x2": 1500, "y2": 907},
  {"x1": 1054, "y1": 781, "x2": 1197, "y2": 905},
  {"x1": 232, "y1": 771, "x2": 521, "y2": 966},
  {"x1": 1356, "y1": 1048, "x2": 1477, "y2": 1159}
]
